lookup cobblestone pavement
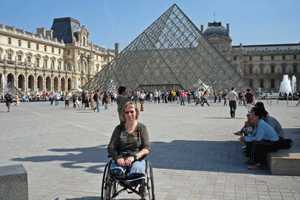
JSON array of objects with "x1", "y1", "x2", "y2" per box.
[{"x1": 0, "y1": 99, "x2": 299, "y2": 200}]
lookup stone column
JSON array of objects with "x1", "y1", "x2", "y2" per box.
[
  {"x1": 24, "y1": 73, "x2": 28, "y2": 95},
  {"x1": 42, "y1": 75, "x2": 46, "y2": 93}
]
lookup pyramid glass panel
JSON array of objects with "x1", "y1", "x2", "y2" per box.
[{"x1": 82, "y1": 4, "x2": 253, "y2": 93}]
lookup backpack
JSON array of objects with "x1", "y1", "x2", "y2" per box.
[{"x1": 93, "y1": 93, "x2": 98, "y2": 101}]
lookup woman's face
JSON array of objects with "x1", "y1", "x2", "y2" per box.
[{"x1": 125, "y1": 105, "x2": 136, "y2": 122}]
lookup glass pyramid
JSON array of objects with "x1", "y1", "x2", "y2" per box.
[{"x1": 83, "y1": 4, "x2": 252, "y2": 93}]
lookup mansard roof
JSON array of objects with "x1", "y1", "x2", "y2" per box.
[
  {"x1": 232, "y1": 43, "x2": 300, "y2": 52},
  {"x1": 51, "y1": 17, "x2": 81, "y2": 44}
]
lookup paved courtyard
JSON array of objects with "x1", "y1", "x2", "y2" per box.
[{"x1": 0, "y1": 99, "x2": 300, "y2": 200}]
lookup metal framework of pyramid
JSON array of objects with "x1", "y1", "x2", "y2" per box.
[{"x1": 83, "y1": 4, "x2": 252, "y2": 93}]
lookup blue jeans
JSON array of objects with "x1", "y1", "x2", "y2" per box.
[
  {"x1": 94, "y1": 101, "x2": 100, "y2": 112},
  {"x1": 55, "y1": 99, "x2": 59, "y2": 105},
  {"x1": 104, "y1": 102, "x2": 108, "y2": 109},
  {"x1": 110, "y1": 160, "x2": 146, "y2": 176},
  {"x1": 180, "y1": 97, "x2": 185, "y2": 105}
]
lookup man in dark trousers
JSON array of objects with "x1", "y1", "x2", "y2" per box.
[
  {"x1": 116, "y1": 86, "x2": 131, "y2": 122},
  {"x1": 227, "y1": 87, "x2": 239, "y2": 118},
  {"x1": 4, "y1": 90, "x2": 13, "y2": 112}
]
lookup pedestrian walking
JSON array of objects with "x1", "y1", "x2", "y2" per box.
[
  {"x1": 4, "y1": 90, "x2": 12, "y2": 112},
  {"x1": 227, "y1": 87, "x2": 239, "y2": 118}
]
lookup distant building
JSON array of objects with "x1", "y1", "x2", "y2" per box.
[
  {"x1": 201, "y1": 21, "x2": 300, "y2": 92},
  {"x1": 0, "y1": 17, "x2": 119, "y2": 95}
]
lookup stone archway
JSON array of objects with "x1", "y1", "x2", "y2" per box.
[
  {"x1": 18, "y1": 74, "x2": 25, "y2": 90},
  {"x1": 28, "y1": 75, "x2": 34, "y2": 92},
  {"x1": 37, "y1": 76, "x2": 43, "y2": 91},
  {"x1": 61, "y1": 78, "x2": 65, "y2": 91},
  {"x1": 54, "y1": 77, "x2": 58, "y2": 91},
  {"x1": 7, "y1": 73, "x2": 14, "y2": 85},
  {"x1": 46, "y1": 76, "x2": 51, "y2": 91},
  {"x1": 68, "y1": 78, "x2": 72, "y2": 91}
]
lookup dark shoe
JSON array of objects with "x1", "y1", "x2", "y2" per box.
[
  {"x1": 234, "y1": 131, "x2": 243, "y2": 136},
  {"x1": 248, "y1": 164, "x2": 261, "y2": 170},
  {"x1": 244, "y1": 160, "x2": 252, "y2": 164}
]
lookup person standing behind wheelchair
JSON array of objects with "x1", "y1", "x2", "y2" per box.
[{"x1": 108, "y1": 102, "x2": 150, "y2": 178}]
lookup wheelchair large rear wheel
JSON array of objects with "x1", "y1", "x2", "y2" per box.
[
  {"x1": 146, "y1": 162, "x2": 155, "y2": 200},
  {"x1": 101, "y1": 163, "x2": 117, "y2": 200}
]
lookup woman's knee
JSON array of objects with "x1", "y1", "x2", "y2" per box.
[{"x1": 128, "y1": 160, "x2": 146, "y2": 175}]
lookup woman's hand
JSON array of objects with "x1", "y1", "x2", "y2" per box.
[
  {"x1": 239, "y1": 136, "x2": 245, "y2": 143},
  {"x1": 125, "y1": 156, "x2": 135, "y2": 166},
  {"x1": 116, "y1": 158, "x2": 126, "y2": 166}
]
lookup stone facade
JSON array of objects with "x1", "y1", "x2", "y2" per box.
[
  {"x1": 202, "y1": 22, "x2": 300, "y2": 93},
  {"x1": 0, "y1": 17, "x2": 118, "y2": 95}
]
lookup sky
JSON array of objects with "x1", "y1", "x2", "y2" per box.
[{"x1": 0, "y1": 0, "x2": 299, "y2": 50}]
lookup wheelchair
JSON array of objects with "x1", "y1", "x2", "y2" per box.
[{"x1": 101, "y1": 158, "x2": 155, "y2": 200}]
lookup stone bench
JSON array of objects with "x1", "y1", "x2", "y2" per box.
[
  {"x1": 0, "y1": 164, "x2": 28, "y2": 200},
  {"x1": 267, "y1": 148, "x2": 300, "y2": 175}
]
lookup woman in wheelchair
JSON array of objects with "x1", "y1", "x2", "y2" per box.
[{"x1": 107, "y1": 101, "x2": 151, "y2": 178}]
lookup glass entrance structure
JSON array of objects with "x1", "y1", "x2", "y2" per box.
[{"x1": 82, "y1": 4, "x2": 252, "y2": 93}]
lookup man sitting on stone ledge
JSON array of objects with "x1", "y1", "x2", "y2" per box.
[{"x1": 239, "y1": 107, "x2": 279, "y2": 170}]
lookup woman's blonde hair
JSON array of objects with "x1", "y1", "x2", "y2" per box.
[{"x1": 120, "y1": 101, "x2": 139, "y2": 121}]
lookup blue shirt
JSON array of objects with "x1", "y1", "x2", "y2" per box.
[
  {"x1": 265, "y1": 114, "x2": 284, "y2": 138},
  {"x1": 245, "y1": 119, "x2": 279, "y2": 142}
]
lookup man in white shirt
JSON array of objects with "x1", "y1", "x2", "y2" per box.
[{"x1": 227, "y1": 87, "x2": 239, "y2": 118}]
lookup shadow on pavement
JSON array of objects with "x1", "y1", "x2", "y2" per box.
[{"x1": 11, "y1": 128, "x2": 299, "y2": 176}]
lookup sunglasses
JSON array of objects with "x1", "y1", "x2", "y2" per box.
[{"x1": 125, "y1": 111, "x2": 135, "y2": 114}]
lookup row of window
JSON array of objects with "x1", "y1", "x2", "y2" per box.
[
  {"x1": 6, "y1": 53, "x2": 103, "y2": 73},
  {"x1": 248, "y1": 64, "x2": 298, "y2": 74},
  {"x1": 248, "y1": 79, "x2": 276, "y2": 89},
  {"x1": 234, "y1": 55, "x2": 298, "y2": 61},
  {"x1": 8, "y1": 37, "x2": 108, "y2": 61},
  {"x1": 7, "y1": 37, "x2": 62, "y2": 54}
]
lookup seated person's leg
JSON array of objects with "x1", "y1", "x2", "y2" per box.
[
  {"x1": 110, "y1": 161, "x2": 127, "y2": 178},
  {"x1": 127, "y1": 160, "x2": 146, "y2": 177}
]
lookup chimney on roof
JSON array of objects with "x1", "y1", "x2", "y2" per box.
[
  {"x1": 46, "y1": 30, "x2": 53, "y2": 39},
  {"x1": 36, "y1": 28, "x2": 46, "y2": 37},
  {"x1": 226, "y1": 23, "x2": 230, "y2": 36}
]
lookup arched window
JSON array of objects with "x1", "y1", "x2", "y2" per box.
[
  {"x1": 27, "y1": 57, "x2": 31, "y2": 63},
  {"x1": 282, "y1": 64, "x2": 286, "y2": 73},
  {"x1": 271, "y1": 79, "x2": 275, "y2": 88},
  {"x1": 36, "y1": 58, "x2": 40, "y2": 67},
  {"x1": 58, "y1": 61, "x2": 61, "y2": 70},
  {"x1": 43, "y1": 59, "x2": 47, "y2": 68},
  {"x1": 83, "y1": 37, "x2": 85, "y2": 46},
  {"x1": 51, "y1": 60, "x2": 54, "y2": 69},
  {"x1": 67, "y1": 62, "x2": 71, "y2": 71},
  {"x1": 259, "y1": 64, "x2": 264, "y2": 74},
  {"x1": 8, "y1": 53, "x2": 12, "y2": 60},
  {"x1": 260, "y1": 79, "x2": 264, "y2": 88},
  {"x1": 8, "y1": 37, "x2": 11, "y2": 44},
  {"x1": 249, "y1": 65, "x2": 253, "y2": 74},
  {"x1": 271, "y1": 64, "x2": 275, "y2": 74},
  {"x1": 18, "y1": 55, "x2": 22, "y2": 61},
  {"x1": 293, "y1": 64, "x2": 298, "y2": 73}
]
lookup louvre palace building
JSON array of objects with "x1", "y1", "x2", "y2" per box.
[
  {"x1": 0, "y1": 17, "x2": 118, "y2": 95},
  {"x1": 201, "y1": 21, "x2": 300, "y2": 93}
]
